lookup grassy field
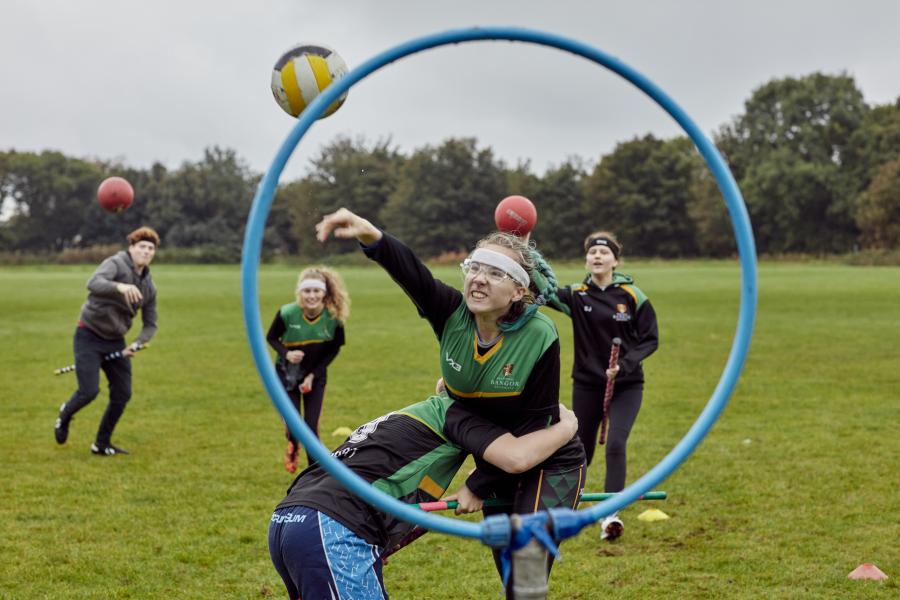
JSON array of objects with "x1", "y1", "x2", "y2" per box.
[{"x1": 1, "y1": 260, "x2": 897, "y2": 599}]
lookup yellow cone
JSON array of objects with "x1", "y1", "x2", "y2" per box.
[
  {"x1": 331, "y1": 426, "x2": 353, "y2": 437},
  {"x1": 637, "y1": 508, "x2": 670, "y2": 522}
]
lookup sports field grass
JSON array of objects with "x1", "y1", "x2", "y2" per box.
[{"x1": 1, "y1": 260, "x2": 897, "y2": 599}]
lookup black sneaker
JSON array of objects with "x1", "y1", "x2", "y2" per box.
[
  {"x1": 54, "y1": 403, "x2": 70, "y2": 445},
  {"x1": 91, "y1": 442, "x2": 130, "y2": 456}
]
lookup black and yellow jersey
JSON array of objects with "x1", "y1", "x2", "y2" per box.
[
  {"x1": 556, "y1": 273, "x2": 659, "y2": 386},
  {"x1": 276, "y1": 394, "x2": 508, "y2": 548}
]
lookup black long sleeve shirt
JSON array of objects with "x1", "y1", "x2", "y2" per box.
[{"x1": 556, "y1": 274, "x2": 659, "y2": 386}]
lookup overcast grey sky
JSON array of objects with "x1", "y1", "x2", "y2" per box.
[{"x1": 2, "y1": 1, "x2": 898, "y2": 181}]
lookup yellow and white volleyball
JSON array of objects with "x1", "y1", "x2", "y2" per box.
[{"x1": 271, "y1": 43, "x2": 349, "y2": 119}]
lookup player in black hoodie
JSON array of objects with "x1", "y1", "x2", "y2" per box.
[{"x1": 554, "y1": 231, "x2": 658, "y2": 540}]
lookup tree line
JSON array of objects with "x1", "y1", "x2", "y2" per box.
[{"x1": 1, "y1": 72, "x2": 898, "y2": 262}]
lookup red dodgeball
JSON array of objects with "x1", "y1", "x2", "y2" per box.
[
  {"x1": 494, "y1": 195, "x2": 537, "y2": 236},
  {"x1": 97, "y1": 177, "x2": 134, "y2": 213}
]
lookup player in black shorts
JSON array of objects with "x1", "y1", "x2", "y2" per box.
[
  {"x1": 316, "y1": 209, "x2": 587, "y2": 591},
  {"x1": 269, "y1": 395, "x2": 578, "y2": 599}
]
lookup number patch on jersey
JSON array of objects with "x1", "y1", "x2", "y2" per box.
[{"x1": 348, "y1": 413, "x2": 392, "y2": 444}]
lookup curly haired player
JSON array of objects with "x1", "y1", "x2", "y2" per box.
[{"x1": 267, "y1": 267, "x2": 348, "y2": 472}]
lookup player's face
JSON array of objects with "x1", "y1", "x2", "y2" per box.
[
  {"x1": 463, "y1": 244, "x2": 526, "y2": 317},
  {"x1": 585, "y1": 245, "x2": 617, "y2": 279},
  {"x1": 299, "y1": 285, "x2": 326, "y2": 313},
  {"x1": 129, "y1": 241, "x2": 156, "y2": 268}
]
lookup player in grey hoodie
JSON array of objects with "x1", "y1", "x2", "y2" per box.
[{"x1": 54, "y1": 227, "x2": 160, "y2": 456}]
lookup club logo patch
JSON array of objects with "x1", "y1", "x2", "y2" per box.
[
  {"x1": 491, "y1": 363, "x2": 521, "y2": 389},
  {"x1": 613, "y1": 303, "x2": 631, "y2": 322}
]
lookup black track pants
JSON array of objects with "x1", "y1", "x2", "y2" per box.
[
  {"x1": 62, "y1": 326, "x2": 132, "y2": 446},
  {"x1": 572, "y1": 381, "x2": 643, "y2": 492}
]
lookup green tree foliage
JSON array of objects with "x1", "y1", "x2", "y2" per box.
[
  {"x1": 528, "y1": 159, "x2": 589, "y2": 259},
  {"x1": 4, "y1": 72, "x2": 899, "y2": 261},
  {"x1": 582, "y1": 135, "x2": 698, "y2": 257},
  {"x1": 718, "y1": 73, "x2": 868, "y2": 253},
  {"x1": 686, "y1": 158, "x2": 736, "y2": 257},
  {"x1": 855, "y1": 158, "x2": 900, "y2": 249},
  {"x1": 160, "y1": 147, "x2": 258, "y2": 256},
  {"x1": 741, "y1": 148, "x2": 846, "y2": 253},
  {"x1": 0, "y1": 151, "x2": 104, "y2": 251},
  {"x1": 843, "y1": 99, "x2": 900, "y2": 187},
  {"x1": 380, "y1": 138, "x2": 504, "y2": 256},
  {"x1": 282, "y1": 136, "x2": 404, "y2": 258}
]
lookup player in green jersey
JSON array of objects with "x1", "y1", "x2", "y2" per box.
[
  {"x1": 267, "y1": 266, "x2": 350, "y2": 472},
  {"x1": 316, "y1": 208, "x2": 586, "y2": 592}
]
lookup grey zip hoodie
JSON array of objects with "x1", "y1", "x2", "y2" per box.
[{"x1": 78, "y1": 250, "x2": 158, "y2": 345}]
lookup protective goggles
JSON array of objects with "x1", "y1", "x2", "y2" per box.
[{"x1": 460, "y1": 248, "x2": 530, "y2": 287}]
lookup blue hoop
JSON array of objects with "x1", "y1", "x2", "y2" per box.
[{"x1": 241, "y1": 26, "x2": 757, "y2": 545}]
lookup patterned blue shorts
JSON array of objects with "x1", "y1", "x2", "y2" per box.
[{"x1": 268, "y1": 506, "x2": 387, "y2": 599}]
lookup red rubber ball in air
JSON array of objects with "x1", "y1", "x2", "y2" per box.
[
  {"x1": 494, "y1": 195, "x2": 537, "y2": 236},
  {"x1": 97, "y1": 176, "x2": 134, "y2": 213}
]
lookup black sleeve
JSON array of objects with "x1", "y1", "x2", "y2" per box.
[
  {"x1": 618, "y1": 300, "x2": 659, "y2": 376},
  {"x1": 464, "y1": 459, "x2": 516, "y2": 500},
  {"x1": 306, "y1": 324, "x2": 345, "y2": 377},
  {"x1": 443, "y1": 401, "x2": 511, "y2": 460},
  {"x1": 363, "y1": 232, "x2": 463, "y2": 339},
  {"x1": 553, "y1": 286, "x2": 573, "y2": 312},
  {"x1": 266, "y1": 311, "x2": 289, "y2": 359}
]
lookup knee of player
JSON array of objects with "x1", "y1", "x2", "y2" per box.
[
  {"x1": 78, "y1": 387, "x2": 101, "y2": 401},
  {"x1": 109, "y1": 389, "x2": 132, "y2": 404},
  {"x1": 605, "y1": 437, "x2": 627, "y2": 456}
]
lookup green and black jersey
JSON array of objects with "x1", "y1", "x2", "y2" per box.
[
  {"x1": 440, "y1": 302, "x2": 559, "y2": 433},
  {"x1": 276, "y1": 394, "x2": 508, "y2": 548},
  {"x1": 556, "y1": 273, "x2": 659, "y2": 386},
  {"x1": 363, "y1": 233, "x2": 584, "y2": 498},
  {"x1": 266, "y1": 304, "x2": 345, "y2": 379}
]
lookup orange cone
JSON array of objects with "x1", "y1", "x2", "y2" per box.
[{"x1": 847, "y1": 563, "x2": 888, "y2": 581}]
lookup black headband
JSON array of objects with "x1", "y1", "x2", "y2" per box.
[{"x1": 587, "y1": 236, "x2": 620, "y2": 259}]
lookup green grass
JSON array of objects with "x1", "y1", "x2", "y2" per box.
[{"x1": 1, "y1": 261, "x2": 898, "y2": 599}]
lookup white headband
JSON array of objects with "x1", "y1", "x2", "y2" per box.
[
  {"x1": 298, "y1": 279, "x2": 327, "y2": 292},
  {"x1": 469, "y1": 248, "x2": 530, "y2": 287}
]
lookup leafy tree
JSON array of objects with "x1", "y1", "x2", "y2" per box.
[
  {"x1": 741, "y1": 148, "x2": 846, "y2": 253},
  {"x1": 281, "y1": 136, "x2": 404, "y2": 258},
  {"x1": 720, "y1": 73, "x2": 867, "y2": 170},
  {"x1": 582, "y1": 135, "x2": 698, "y2": 257},
  {"x1": 279, "y1": 178, "x2": 327, "y2": 259},
  {"x1": 380, "y1": 138, "x2": 505, "y2": 256},
  {"x1": 161, "y1": 147, "x2": 259, "y2": 254},
  {"x1": 843, "y1": 99, "x2": 900, "y2": 188},
  {"x1": 717, "y1": 73, "x2": 868, "y2": 252},
  {"x1": 0, "y1": 151, "x2": 103, "y2": 251},
  {"x1": 686, "y1": 157, "x2": 736, "y2": 257},
  {"x1": 528, "y1": 159, "x2": 589, "y2": 259},
  {"x1": 856, "y1": 158, "x2": 900, "y2": 249}
]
